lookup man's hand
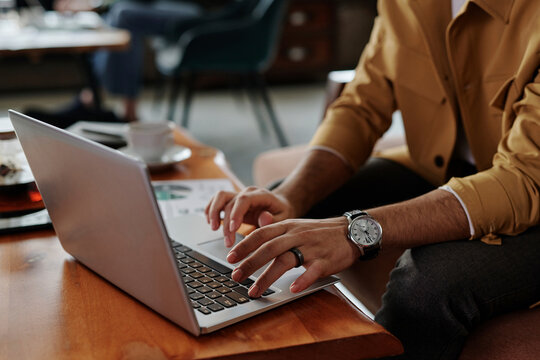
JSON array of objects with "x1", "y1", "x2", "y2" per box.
[
  {"x1": 204, "y1": 186, "x2": 296, "y2": 247},
  {"x1": 226, "y1": 217, "x2": 361, "y2": 298}
]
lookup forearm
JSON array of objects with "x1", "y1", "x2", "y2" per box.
[
  {"x1": 273, "y1": 149, "x2": 354, "y2": 218},
  {"x1": 369, "y1": 189, "x2": 470, "y2": 248}
]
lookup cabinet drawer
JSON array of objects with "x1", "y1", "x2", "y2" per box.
[
  {"x1": 285, "y1": 2, "x2": 332, "y2": 32},
  {"x1": 274, "y1": 38, "x2": 331, "y2": 71}
]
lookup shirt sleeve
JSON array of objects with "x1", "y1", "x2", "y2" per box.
[
  {"x1": 309, "y1": 16, "x2": 396, "y2": 171},
  {"x1": 439, "y1": 185, "x2": 475, "y2": 238},
  {"x1": 447, "y1": 68, "x2": 540, "y2": 238}
]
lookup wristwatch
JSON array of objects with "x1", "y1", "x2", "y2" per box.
[{"x1": 344, "y1": 210, "x2": 382, "y2": 260}]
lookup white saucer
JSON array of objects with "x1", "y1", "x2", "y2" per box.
[{"x1": 119, "y1": 145, "x2": 192, "y2": 171}]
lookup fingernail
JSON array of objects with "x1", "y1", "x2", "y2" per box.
[
  {"x1": 225, "y1": 235, "x2": 235, "y2": 248},
  {"x1": 248, "y1": 284, "x2": 259, "y2": 298},
  {"x1": 290, "y1": 283, "x2": 300, "y2": 293},
  {"x1": 227, "y1": 251, "x2": 237, "y2": 263},
  {"x1": 231, "y1": 267, "x2": 242, "y2": 280},
  {"x1": 229, "y1": 220, "x2": 236, "y2": 233}
]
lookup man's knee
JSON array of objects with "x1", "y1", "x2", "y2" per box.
[{"x1": 377, "y1": 246, "x2": 479, "y2": 333}]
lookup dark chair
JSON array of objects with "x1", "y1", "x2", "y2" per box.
[{"x1": 154, "y1": 0, "x2": 289, "y2": 147}]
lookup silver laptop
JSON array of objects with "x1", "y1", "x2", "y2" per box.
[{"x1": 9, "y1": 110, "x2": 338, "y2": 336}]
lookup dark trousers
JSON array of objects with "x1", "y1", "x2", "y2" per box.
[{"x1": 303, "y1": 158, "x2": 540, "y2": 359}]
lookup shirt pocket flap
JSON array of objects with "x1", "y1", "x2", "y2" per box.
[
  {"x1": 489, "y1": 76, "x2": 516, "y2": 111},
  {"x1": 382, "y1": 41, "x2": 445, "y2": 104}
]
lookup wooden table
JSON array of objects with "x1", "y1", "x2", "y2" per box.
[
  {"x1": 0, "y1": 130, "x2": 403, "y2": 359},
  {"x1": 0, "y1": 20, "x2": 130, "y2": 109}
]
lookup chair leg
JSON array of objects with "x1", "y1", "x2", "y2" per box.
[
  {"x1": 181, "y1": 73, "x2": 195, "y2": 129},
  {"x1": 243, "y1": 74, "x2": 269, "y2": 138},
  {"x1": 167, "y1": 77, "x2": 181, "y2": 123},
  {"x1": 251, "y1": 73, "x2": 288, "y2": 147},
  {"x1": 153, "y1": 74, "x2": 167, "y2": 113}
]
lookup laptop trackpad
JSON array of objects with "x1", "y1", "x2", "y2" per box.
[{"x1": 198, "y1": 236, "x2": 267, "y2": 279}]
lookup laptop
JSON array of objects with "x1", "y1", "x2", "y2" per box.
[{"x1": 8, "y1": 110, "x2": 338, "y2": 336}]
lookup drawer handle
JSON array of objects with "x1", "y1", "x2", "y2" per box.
[
  {"x1": 289, "y1": 11, "x2": 309, "y2": 26},
  {"x1": 287, "y1": 47, "x2": 308, "y2": 62}
]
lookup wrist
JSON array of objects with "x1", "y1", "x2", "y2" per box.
[
  {"x1": 343, "y1": 210, "x2": 383, "y2": 260},
  {"x1": 273, "y1": 186, "x2": 305, "y2": 219}
]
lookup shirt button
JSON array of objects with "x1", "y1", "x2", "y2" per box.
[
  {"x1": 434, "y1": 155, "x2": 444, "y2": 168},
  {"x1": 441, "y1": 97, "x2": 447, "y2": 105},
  {"x1": 464, "y1": 83, "x2": 472, "y2": 91}
]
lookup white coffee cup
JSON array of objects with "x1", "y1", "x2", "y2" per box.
[{"x1": 126, "y1": 122, "x2": 174, "y2": 162}]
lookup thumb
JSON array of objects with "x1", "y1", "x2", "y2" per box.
[{"x1": 257, "y1": 211, "x2": 274, "y2": 227}]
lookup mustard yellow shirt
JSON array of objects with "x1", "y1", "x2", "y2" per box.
[{"x1": 310, "y1": 0, "x2": 540, "y2": 239}]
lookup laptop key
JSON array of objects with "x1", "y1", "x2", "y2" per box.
[
  {"x1": 181, "y1": 268, "x2": 195, "y2": 274},
  {"x1": 198, "y1": 308, "x2": 211, "y2": 315},
  {"x1": 190, "y1": 272, "x2": 204, "y2": 279},
  {"x1": 197, "y1": 298, "x2": 214, "y2": 307},
  {"x1": 191, "y1": 301, "x2": 201, "y2": 308},
  {"x1": 207, "y1": 281, "x2": 221, "y2": 289},
  {"x1": 199, "y1": 277, "x2": 213, "y2": 284},
  {"x1": 188, "y1": 281, "x2": 203, "y2": 289},
  {"x1": 223, "y1": 280, "x2": 238, "y2": 288},
  {"x1": 186, "y1": 251, "x2": 232, "y2": 274},
  {"x1": 216, "y1": 297, "x2": 237, "y2": 308},
  {"x1": 206, "y1": 271, "x2": 220, "y2": 278},
  {"x1": 198, "y1": 286, "x2": 212, "y2": 294},
  {"x1": 208, "y1": 303, "x2": 225, "y2": 312},
  {"x1": 207, "y1": 291, "x2": 222, "y2": 299},
  {"x1": 215, "y1": 276, "x2": 229, "y2": 283},
  {"x1": 198, "y1": 266, "x2": 212, "y2": 273},
  {"x1": 262, "y1": 289, "x2": 275, "y2": 296},
  {"x1": 173, "y1": 244, "x2": 192, "y2": 253},
  {"x1": 240, "y1": 278, "x2": 254, "y2": 287},
  {"x1": 226, "y1": 291, "x2": 250, "y2": 304},
  {"x1": 216, "y1": 286, "x2": 231, "y2": 294},
  {"x1": 190, "y1": 293, "x2": 204, "y2": 301},
  {"x1": 232, "y1": 286, "x2": 249, "y2": 298}
]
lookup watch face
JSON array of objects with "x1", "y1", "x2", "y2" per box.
[{"x1": 350, "y1": 216, "x2": 381, "y2": 246}]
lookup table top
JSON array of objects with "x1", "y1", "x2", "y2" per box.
[
  {"x1": 0, "y1": 129, "x2": 403, "y2": 359},
  {"x1": 0, "y1": 21, "x2": 130, "y2": 57}
]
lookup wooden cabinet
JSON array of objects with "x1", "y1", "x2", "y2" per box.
[{"x1": 269, "y1": 0, "x2": 335, "y2": 79}]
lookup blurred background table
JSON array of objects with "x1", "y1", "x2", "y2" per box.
[{"x1": 0, "y1": 11, "x2": 130, "y2": 109}]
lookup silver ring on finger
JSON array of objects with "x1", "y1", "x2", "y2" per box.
[{"x1": 288, "y1": 247, "x2": 304, "y2": 268}]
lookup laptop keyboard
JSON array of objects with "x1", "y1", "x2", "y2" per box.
[{"x1": 171, "y1": 242, "x2": 275, "y2": 315}]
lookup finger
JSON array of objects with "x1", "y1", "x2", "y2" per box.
[
  {"x1": 258, "y1": 211, "x2": 274, "y2": 227},
  {"x1": 247, "y1": 251, "x2": 298, "y2": 298},
  {"x1": 204, "y1": 197, "x2": 212, "y2": 224},
  {"x1": 207, "y1": 191, "x2": 235, "y2": 230},
  {"x1": 289, "y1": 261, "x2": 324, "y2": 293},
  {"x1": 228, "y1": 189, "x2": 277, "y2": 233},
  {"x1": 231, "y1": 233, "x2": 298, "y2": 284},
  {"x1": 221, "y1": 201, "x2": 235, "y2": 248},
  {"x1": 227, "y1": 223, "x2": 288, "y2": 264}
]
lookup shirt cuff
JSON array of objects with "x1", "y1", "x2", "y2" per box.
[
  {"x1": 309, "y1": 145, "x2": 355, "y2": 170},
  {"x1": 439, "y1": 185, "x2": 475, "y2": 238}
]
